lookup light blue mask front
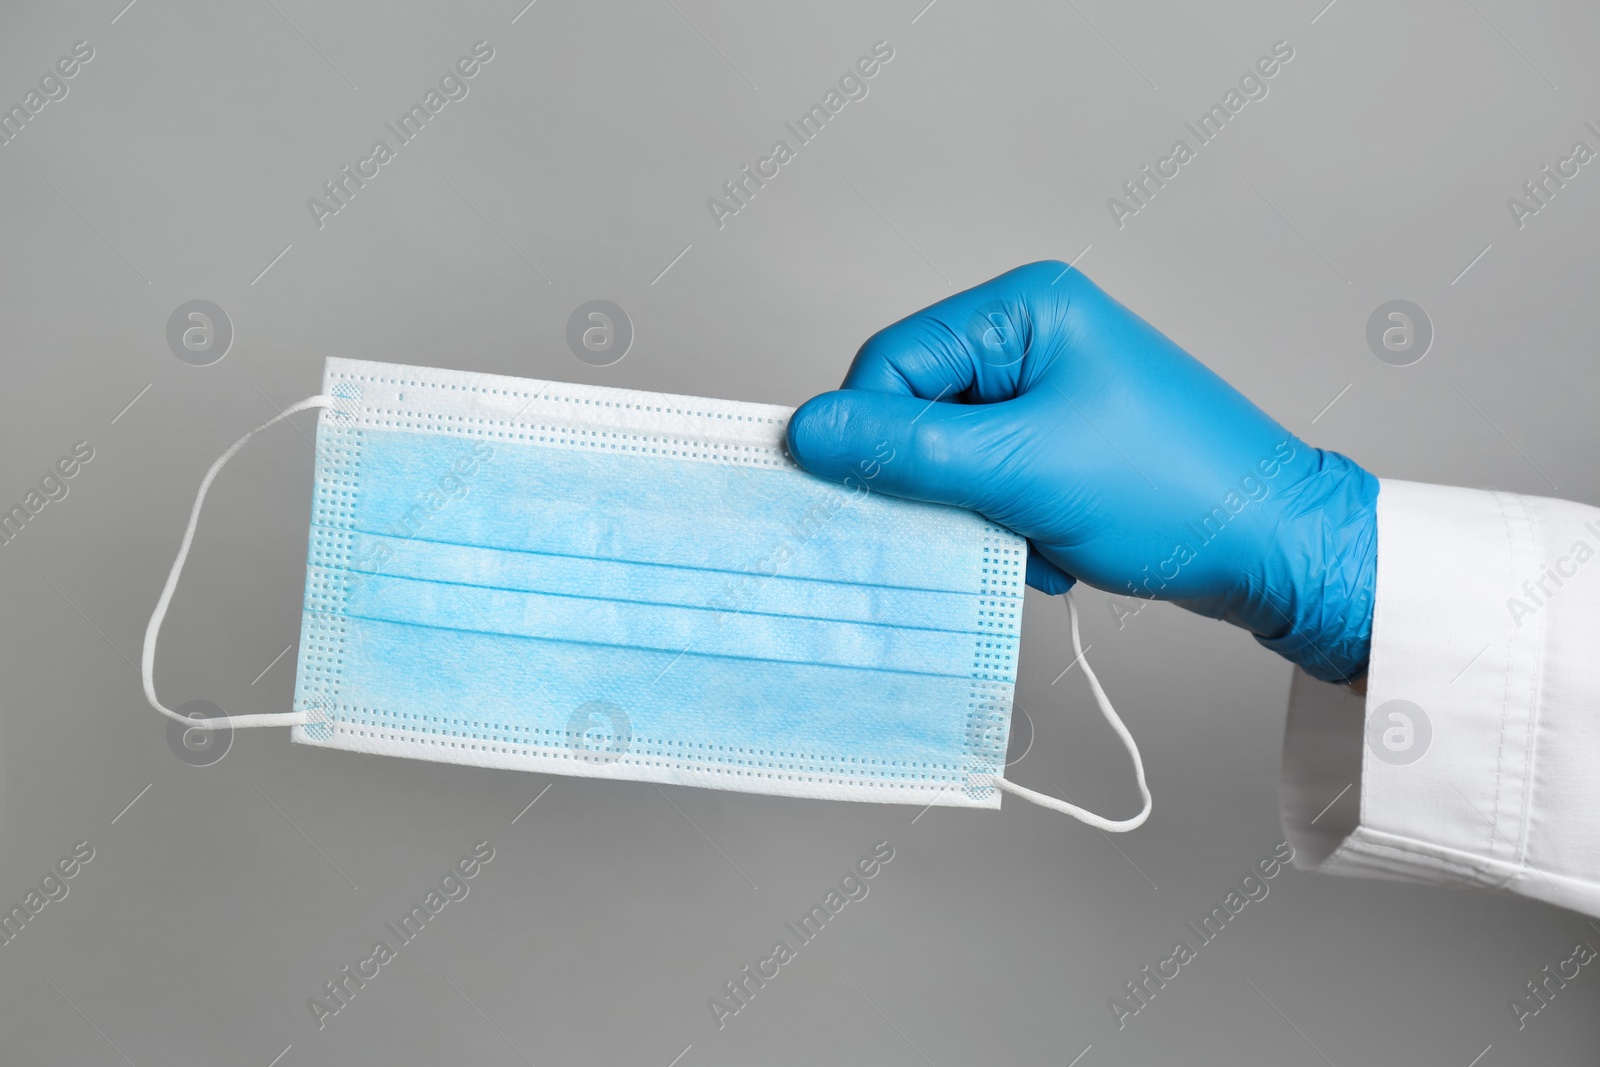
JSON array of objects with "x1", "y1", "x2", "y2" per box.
[{"x1": 287, "y1": 359, "x2": 1023, "y2": 809}]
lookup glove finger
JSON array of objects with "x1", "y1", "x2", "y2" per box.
[
  {"x1": 841, "y1": 260, "x2": 1075, "y2": 403},
  {"x1": 786, "y1": 389, "x2": 1010, "y2": 513},
  {"x1": 1025, "y1": 545, "x2": 1076, "y2": 594}
]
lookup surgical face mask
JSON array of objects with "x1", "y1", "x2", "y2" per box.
[{"x1": 143, "y1": 359, "x2": 1148, "y2": 829}]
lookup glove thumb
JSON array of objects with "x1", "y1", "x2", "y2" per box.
[{"x1": 785, "y1": 390, "x2": 1008, "y2": 513}]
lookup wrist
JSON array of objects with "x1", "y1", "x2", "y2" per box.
[{"x1": 1252, "y1": 449, "x2": 1378, "y2": 683}]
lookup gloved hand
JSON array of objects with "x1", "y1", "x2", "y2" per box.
[{"x1": 786, "y1": 261, "x2": 1378, "y2": 684}]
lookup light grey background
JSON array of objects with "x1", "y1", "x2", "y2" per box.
[{"x1": 2, "y1": 0, "x2": 1598, "y2": 1063}]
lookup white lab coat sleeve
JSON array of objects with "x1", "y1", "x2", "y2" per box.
[{"x1": 1279, "y1": 478, "x2": 1600, "y2": 918}]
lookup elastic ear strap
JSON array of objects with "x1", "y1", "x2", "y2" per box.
[
  {"x1": 142, "y1": 394, "x2": 334, "y2": 732},
  {"x1": 991, "y1": 588, "x2": 1152, "y2": 832}
]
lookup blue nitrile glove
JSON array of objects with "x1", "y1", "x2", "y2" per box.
[{"x1": 786, "y1": 261, "x2": 1378, "y2": 684}]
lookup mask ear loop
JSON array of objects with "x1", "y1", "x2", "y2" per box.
[
  {"x1": 142, "y1": 394, "x2": 334, "y2": 731},
  {"x1": 990, "y1": 588, "x2": 1152, "y2": 831}
]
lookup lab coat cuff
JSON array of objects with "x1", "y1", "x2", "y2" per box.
[{"x1": 1279, "y1": 479, "x2": 1564, "y2": 899}]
